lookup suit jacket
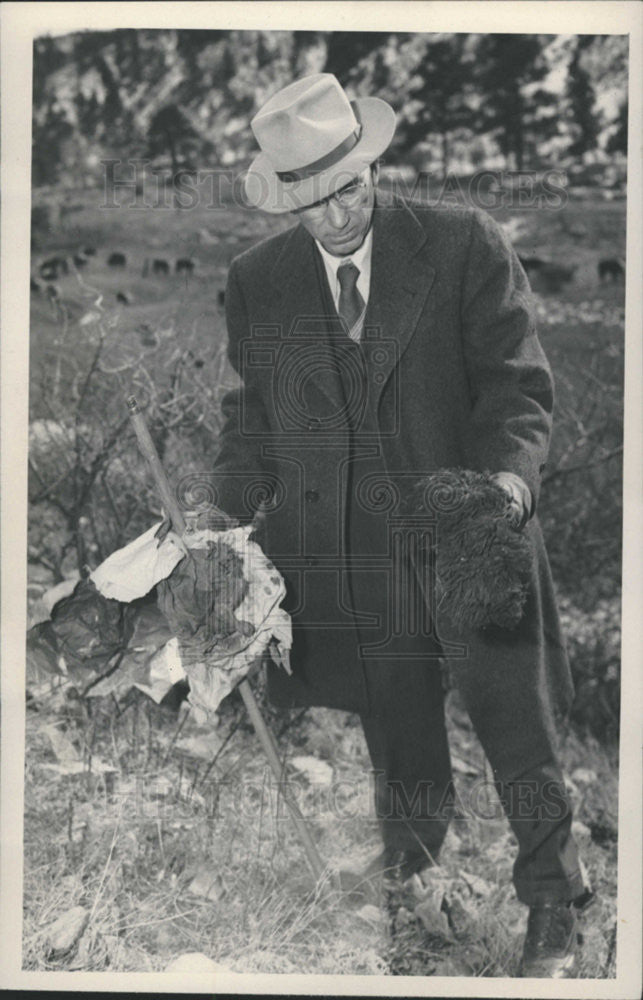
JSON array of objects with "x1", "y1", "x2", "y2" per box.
[{"x1": 210, "y1": 193, "x2": 574, "y2": 735}]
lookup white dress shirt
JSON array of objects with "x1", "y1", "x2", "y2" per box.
[{"x1": 315, "y1": 228, "x2": 373, "y2": 321}]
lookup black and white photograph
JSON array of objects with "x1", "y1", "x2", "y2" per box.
[{"x1": 1, "y1": 2, "x2": 641, "y2": 995}]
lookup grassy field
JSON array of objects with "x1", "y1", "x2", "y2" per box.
[
  {"x1": 22, "y1": 684, "x2": 618, "y2": 976},
  {"x1": 24, "y1": 181, "x2": 624, "y2": 976}
]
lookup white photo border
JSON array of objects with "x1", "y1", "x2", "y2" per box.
[{"x1": 2, "y1": 3, "x2": 641, "y2": 997}]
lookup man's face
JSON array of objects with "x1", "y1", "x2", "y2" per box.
[{"x1": 293, "y1": 165, "x2": 378, "y2": 257}]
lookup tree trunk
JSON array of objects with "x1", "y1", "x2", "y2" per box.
[
  {"x1": 441, "y1": 132, "x2": 450, "y2": 180},
  {"x1": 165, "y1": 127, "x2": 178, "y2": 178},
  {"x1": 515, "y1": 122, "x2": 524, "y2": 172},
  {"x1": 165, "y1": 127, "x2": 180, "y2": 208}
]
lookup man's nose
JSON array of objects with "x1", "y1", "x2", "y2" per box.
[{"x1": 326, "y1": 198, "x2": 350, "y2": 229}]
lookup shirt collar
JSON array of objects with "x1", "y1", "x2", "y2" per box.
[{"x1": 314, "y1": 226, "x2": 373, "y2": 279}]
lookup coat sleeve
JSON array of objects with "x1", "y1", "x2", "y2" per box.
[
  {"x1": 459, "y1": 209, "x2": 553, "y2": 511},
  {"x1": 211, "y1": 259, "x2": 270, "y2": 521}
]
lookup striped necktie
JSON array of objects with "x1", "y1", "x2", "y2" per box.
[{"x1": 337, "y1": 261, "x2": 365, "y2": 341}]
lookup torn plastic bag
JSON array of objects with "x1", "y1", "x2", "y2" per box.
[
  {"x1": 154, "y1": 523, "x2": 292, "y2": 721},
  {"x1": 26, "y1": 579, "x2": 184, "y2": 703},
  {"x1": 86, "y1": 598, "x2": 181, "y2": 701},
  {"x1": 27, "y1": 520, "x2": 292, "y2": 716},
  {"x1": 89, "y1": 520, "x2": 291, "y2": 719},
  {"x1": 26, "y1": 577, "x2": 138, "y2": 687}
]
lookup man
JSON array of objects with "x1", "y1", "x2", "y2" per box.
[{"x1": 212, "y1": 73, "x2": 588, "y2": 978}]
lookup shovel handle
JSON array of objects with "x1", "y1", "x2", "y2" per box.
[
  {"x1": 238, "y1": 679, "x2": 326, "y2": 882},
  {"x1": 127, "y1": 396, "x2": 186, "y2": 533}
]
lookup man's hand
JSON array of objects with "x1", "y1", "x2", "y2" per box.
[{"x1": 490, "y1": 471, "x2": 533, "y2": 529}]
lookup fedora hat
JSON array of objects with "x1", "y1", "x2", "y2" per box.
[{"x1": 244, "y1": 73, "x2": 396, "y2": 214}]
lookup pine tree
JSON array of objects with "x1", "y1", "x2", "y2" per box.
[
  {"x1": 324, "y1": 31, "x2": 389, "y2": 85},
  {"x1": 606, "y1": 98, "x2": 627, "y2": 156},
  {"x1": 401, "y1": 35, "x2": 475, "y2": 176},
  {"x1": 147, "y1": 105, "x2": 200, "y2": 176},
  {"x1": 472, "y1": 35, "x2": 555, "y2": 171},
  {"x1": 566, "y1": 36, "x2": 600, "y2": 158}
]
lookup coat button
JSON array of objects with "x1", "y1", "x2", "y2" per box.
[{"x1": 305, "y1": 489, "x2": 320, "y2": 503}]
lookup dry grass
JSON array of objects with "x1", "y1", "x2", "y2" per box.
[{"x1": 22, "y1": 681, "x2": 617, "y2": 977}]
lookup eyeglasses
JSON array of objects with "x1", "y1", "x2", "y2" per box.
[{"x1": 295, "y1": 175, "x2": 369, "y2": 218}]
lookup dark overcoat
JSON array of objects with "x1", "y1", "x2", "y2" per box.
[{"x1": 211, "y1": 193, "x2": 573, "y2": 747}]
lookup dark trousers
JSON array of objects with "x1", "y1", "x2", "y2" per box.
[{"x1": 359, "y1": 660, "x2": 585, "y2": 906}]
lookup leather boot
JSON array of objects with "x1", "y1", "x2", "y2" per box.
[{"x1": 520, "y1": 902, "x2": 580, "y2": 978}]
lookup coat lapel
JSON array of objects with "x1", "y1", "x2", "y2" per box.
[
  {"x1": 267, "y1": 195, "x2": 436, "y2": 420},
  {"x1": 365, "y1": 196, "x2": 436, "y2": 409},
  {"x1": 269, "y1": 224, "x2": 347, "y2": 418}
]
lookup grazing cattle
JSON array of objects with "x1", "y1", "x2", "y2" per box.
[
  {"x1": 152, "y1": 258, "x2": 170, "y2": 275},
  {"x1": 39, "y1": 256, "x2": 69, "y2": 280},
  {"x1": 82, "y1": 246, "x2": 97, "y2": 256},
  {"x1": 598, "y1": 257, "x2": 625, "y2": 283},
  {"x1": 536, "y1": 262, "x2": 577, "y2": 294},
  {"x1": 30, "y1": 277, "x2": 42, "y2": 293},
  {"x1": 108, "y1": 252, "x2": 127, "y2": 268},
  {"x1": 116, "y1": 291, "x2": 132, "y2": 305},
  {"x1": 518, "y1": 255, "x2": 546, "y2": 276},
  {"x1": 73, "y1": 253, "x2": 89, "y2": 268},
  {"x1": 217, "y1": 290, "x2": 225, "y2": 307},
  {"x1": 176, "y1": 257, "x2": 195, "y2": 275}
]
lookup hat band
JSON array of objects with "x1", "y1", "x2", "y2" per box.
[{"x1": 276, "y1": 124, "x2": 362, "y2": 183}]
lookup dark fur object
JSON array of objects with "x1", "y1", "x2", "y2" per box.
[{"x1": 407, "y1": 469, "x2": 533, "y2": 631}]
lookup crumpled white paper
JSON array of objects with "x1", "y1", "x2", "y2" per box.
[
  {"x1": 90, "y1": 523, "x2": 185, "y2": 601},
  {"x1": 131, "y1": 637, "x2": 186, "y2": 704},
  {"x1": 90, "y1": 522, "x2": 292, "y2": 718}
]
